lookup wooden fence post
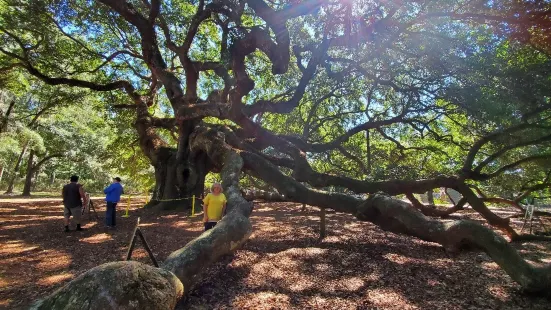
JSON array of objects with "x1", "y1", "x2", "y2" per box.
[
  {"x1": 125, "y1": 217, "x2": 159, "y2": 267},
  {"x1": 126, "y1": 218, "x2": 140, "y2": 260},
  {"x1": 137, "y1": 229, "x2": 159, "y2": 267}
]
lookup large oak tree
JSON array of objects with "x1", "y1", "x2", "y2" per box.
[{"x1": 2, "y1": 0, "x2": 551, "y2": 307}]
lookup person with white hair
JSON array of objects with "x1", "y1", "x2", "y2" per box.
[{"x1": 202, "y1": 182, "x2": 227, "y2": 231}]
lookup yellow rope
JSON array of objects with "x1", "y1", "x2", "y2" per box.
[
  {"x1": 121, "y1": 193, "x2": 199, "y2": 218},
  {"x1": 155, "y1": 196, "x2": 200, "y2": 202}
]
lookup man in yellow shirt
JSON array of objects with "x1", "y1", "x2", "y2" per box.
[{"x1": 202, "y1": 183, "x2": 227, "y2": 231}]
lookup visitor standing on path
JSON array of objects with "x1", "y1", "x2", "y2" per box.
[
  {"x1": 104, "y1": 177, "x2": 123, "y2": 229},
  {"x1": 62, "y1": 175, "x2": 87, "y2": 232},
  {"x1": 202, "y1": 183, "x2": 227, "y2": 231}
]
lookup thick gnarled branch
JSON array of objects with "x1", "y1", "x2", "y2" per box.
[{"x1": 241, "y1": 144, "x2": 551, "y2": 294}]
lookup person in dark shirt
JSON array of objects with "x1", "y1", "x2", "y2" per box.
[
  {"x1": 62, "y1": 175, "x2": 87, "y2": 232},
  {"x1": 104, "y1": 177, "x2": 124, "y2": 228}
]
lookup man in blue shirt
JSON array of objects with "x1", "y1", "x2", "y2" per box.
[{"x1": 104, "y1": 177, "x2": 123, "y2": 228}]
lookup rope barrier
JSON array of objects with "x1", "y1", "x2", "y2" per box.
[
  {"x1": 154, "y1": 196, "x2": 201, "y2": 202},
  {"x1": 123, "y1": 192, "x2": 152, "y2": 218},
  {"x1": 121, "y1": 194, "x2": 201, "y2": 217},
  {"x1": 155, "y1": 195, "x2": 199, "y2": 216}
]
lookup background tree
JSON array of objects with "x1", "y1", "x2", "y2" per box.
[{"x1": 0, "y1": 77, "x2": 152, "y2": 195}]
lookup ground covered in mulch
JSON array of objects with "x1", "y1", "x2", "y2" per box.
[{"x1": 1, "y1": 198, "x2": 550, "y2": 309}]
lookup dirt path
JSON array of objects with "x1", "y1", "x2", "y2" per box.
[{"x1": 0, "y1": 199, "x2": 550, "y2": 309}]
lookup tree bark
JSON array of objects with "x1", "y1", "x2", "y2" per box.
[
  {"x1": 0, "y1": 96, "x2": 16, "y2": 134},
  {"x1": 5, "y1": 143, "x2": 27, "y2": 194},
  {"x1": 22, "y1": 150, "x2": 35, "y2": 196},
  {"x1": 0, "y1": 165, "x2": 4, "y2": 183},
  {"x1": 427, "y1": 189, "x2": 435, "y2": 205},
  {"x1": 32, "y1": 168, "x2": 40, "y2": 191},
  {"x1": 241, "y1": 150, "x2": 551, "y2": 293},
  {"x1": 365, "y1": 129, "x2": 371, "y2": 174},
  {"x1": 242, "y1": 189, "x2": 286, "y2": 201},
  {"x1": 22, "y1": 153, "x2": 62, "y2": 196},
  {"x1": 147, "y1": 148, "x2": 209, "y2": 210},
  {"x1": 30, "y1": 261, "x2": 184, "y2": 310},
  {"x1": 455, "y1": 183, "x2": 519, "y2": 239}
]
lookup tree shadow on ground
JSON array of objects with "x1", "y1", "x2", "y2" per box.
[
  {"x1": 184, "y1": 202, "x2": 551, "y2": 310},
  {"x1": 0, "y1": 199, "x2": 204, "y2": 309},
  {"x1": 2, "y1": 200, "x2": 551, "y2": 309}
]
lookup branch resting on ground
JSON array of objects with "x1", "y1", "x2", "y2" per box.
[{"x1": 240, "y1": 149, "x2": 551, "y2": 294}]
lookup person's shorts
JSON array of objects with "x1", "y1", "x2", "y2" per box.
[{"x1": 64, "y1": 206, "x2": 82, "y2": 222}]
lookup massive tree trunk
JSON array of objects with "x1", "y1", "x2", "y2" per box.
[
  {"x1": 134, "y1": 107, "x2": 209, "y2": 211},
  {"x1": 148, "y1": 147, "x2": 209, "y2": 210},
  {"x1": 32, "y1": 168, "x2": 39, "y2": 190}
]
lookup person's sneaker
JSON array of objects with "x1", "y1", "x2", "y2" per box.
[
  {"x1": 64, "y1": 226, "x2": 70, "y2": 232},
  {"x1": 76, "y1": 224, "x2": 85, "y2": 231}
]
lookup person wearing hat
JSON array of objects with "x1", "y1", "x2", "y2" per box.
[{"x1": 103, "y1": 177, "x2": 124, "y2": 228}]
